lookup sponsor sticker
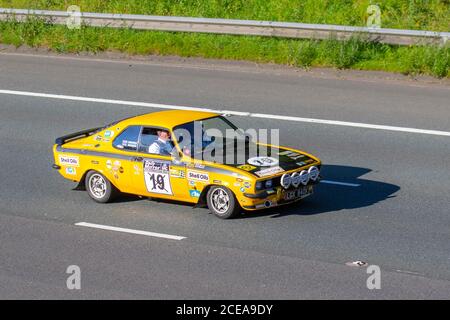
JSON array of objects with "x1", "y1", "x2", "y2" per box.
[
  {"x1": 244, "y1": 181, "x2": 251, "y2": 188},
  {"x1": 187, "y1": 170, "x2": 209, "y2": 183},
  {"x1": 254, "y1": 166, "x2": 284, "y2": 177},
  {"x1": 65, "y1": 167, "x2": 76, "y2": 175},
  {"x1": 213, "y1": 180, "x2": 222, "y2": 184},
  {"x1": 59, "y1": 155, "x2": 79, "y2": 167},
  {"x1": 247, "y1": 156, "x2": 279, "y2": 167},
  {"x1": 144, "y1": 159, "x2": 173, "y2": 195},
  {"x1": 189, "y1": 190, "x2": 201, "y2": 198},
  {"x1": 237, "y1": 164, "x2": 257, "y2": 171},
  {"x1": 104, "y1": 130, "x2": 114, "y2": 138},
  {"x1": 189, "y1": 180, "x2": 196, "y2": 186},
  {"x1": 240, "y1": 187, "x2": 246, "y2": 193},
  {"x1": 170, "y1": 169, "x2": 185, "y2": 178},
  {"x1": 106, "y1": 160, "x2": 112, "y2": 169},
  {"x1": 278, "y1": 150, "x2": 307, "y2": 160},
  {"x1": 194, "y1": 163, "x2": 205, "y2": 169}
]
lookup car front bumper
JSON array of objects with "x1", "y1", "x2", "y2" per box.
[{"x1": 241, "y1": 183, "x2": 316, "y2": 210}]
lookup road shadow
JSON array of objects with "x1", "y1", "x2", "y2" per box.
[{"x1": 239, "y1": 164, "x2": 400, "y2": 219}]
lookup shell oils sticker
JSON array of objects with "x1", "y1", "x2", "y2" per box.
[
  {"x1": 65, "y1": 167, "x2": 76, "y2": 175},
  {"x1": 187, "y1": 170, "x2": 209, "y2": 183},
  {"x1": 237, "y1": 164, "x2": 257, "y2": 171},
  {"x1": 144, "y1": 159, "x2": 173, "y2": 195},
  {"x1": 59, "y1": 155, "x2": 79, "y2": 167}
]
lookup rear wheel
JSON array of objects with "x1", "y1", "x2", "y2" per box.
[
  {"x1": 85, "y1": 171, "x2": 117, "y2": 203},
  {"x1": 206, "y1": 186, "x2": 240, "y2": 219}
]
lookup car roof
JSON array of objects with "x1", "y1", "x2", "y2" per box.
[{"x1": 119, "y1": 110, "x2": 220, "y2": 129}]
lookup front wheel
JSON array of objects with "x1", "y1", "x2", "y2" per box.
[
  {"x1": 206, "y1": 186, "x2": 240, "y2": 219},
  {"x1": 85, "y1": 171, "x2": 118, "y2": 203}
]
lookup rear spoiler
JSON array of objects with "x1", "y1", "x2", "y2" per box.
[{"x1": 55, "y1": 127, "x2": 101, "y2": 146}]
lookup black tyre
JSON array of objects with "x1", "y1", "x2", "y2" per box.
[
  {"x1": 85, "y1": 171, "x2": 118, "y2": 203},
  {"x1": 206, "y1": 186, "x2": 240, "y2": 219}
]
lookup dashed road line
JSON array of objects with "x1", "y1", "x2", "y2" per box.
[{"x1": 75, "y1": 222, "x2": 186, "y2": 240}]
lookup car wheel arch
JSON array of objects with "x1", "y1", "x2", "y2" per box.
[{"x1": 76, "y1": 168, "x2": 122, "y2": 192}]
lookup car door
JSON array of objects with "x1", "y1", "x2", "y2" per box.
[{"x1": 130, "y1": 126, "x2": 189, "y2": 201}]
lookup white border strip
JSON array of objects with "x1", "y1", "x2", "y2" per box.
[
  {"x1": 320, "y1": 180, "x2": 361, "y2": 187},
  {"x1": 0, "y1": 89, "x2": 449, "y2": 137},
  {"x1": 75, "y1": 222, "x2": 186, "y2": 240}
]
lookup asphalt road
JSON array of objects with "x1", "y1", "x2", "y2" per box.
[{"x1": 0, "y1": 52, "x2": 449, "y2": 299}]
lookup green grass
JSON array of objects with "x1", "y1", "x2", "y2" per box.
[
  {"x1": 1, "y1": 0, "x2": 449, "y2": 31},
  {"x1": 1, "y1": 18, "x2": 448, "y2": 77}
]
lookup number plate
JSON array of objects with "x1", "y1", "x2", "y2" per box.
[{"x1": 283, "y1": 186, "x2": 312, "y2": 201}]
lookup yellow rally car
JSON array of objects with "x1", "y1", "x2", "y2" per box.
[{"x1": 52, "y1": 110, "x2": 321, "y2": 219}]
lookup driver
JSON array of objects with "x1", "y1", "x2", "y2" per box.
[{"x1": 148, "y1": 129, "x2": 174, "y2": 156}]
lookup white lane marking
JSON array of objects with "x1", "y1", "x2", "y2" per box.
[
  {"x1": 75, "y1": 222, "x2": 186, "y2": 240},
  {"x1": 1, "y1": 89, "x2": 449, "y2": 137},
  {"x1": 320, "y1": 180, "x2": 361, "y2": 187}
]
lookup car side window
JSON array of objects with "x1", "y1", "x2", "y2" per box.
[
  {"x1": 138, "y1": 127, "x2": 159, "y2": 153},
  {"x1": 113, "y1": 126, "x2": 141, "y2": 151}
]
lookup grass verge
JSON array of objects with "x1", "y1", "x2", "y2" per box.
[{"x1": 0, "y1": 18, "x2": 449, "y2": 78}]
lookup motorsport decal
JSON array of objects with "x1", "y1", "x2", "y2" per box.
[
  {"x1": 247, "y1": 156, "x2": 279, "y2": 167},
  {"x1": 278, "y1": 150, "x2": 308, "y2": 161},
  {"x1": 144, "y1": 159, "x2": 173, "y2": 195},
  {"x1": 187, "y1": 170, "x2": 209, "y2": 183},
  {"x1": 65, "y1": 167, "x2": 76, "y2": 175},
  {"x1": 59, "y1": 155, "x2": 79, "y2": 167},
  {"x1": 237, "y1": 164, "x2": 257, "y2": 171},
  {"x1": 170, "y1": 168, "x2": 185, "y2": 178},
  {"x1": 104, "y1": 130, "x2": 114, "y2": 138},
  {"x1": 189, "y1": 189, "x2": 201, "y2": 198},
  {"x1": 254, "y1": 166, "x2": 284, "y2": 177}
]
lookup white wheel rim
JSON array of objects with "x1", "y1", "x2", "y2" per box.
[
  {"x1": 89, "y1": 173, "x2": 107, "y2": 199},
  {"x1": 210, "y1": 188, "x2": 230, "y2": 214}
]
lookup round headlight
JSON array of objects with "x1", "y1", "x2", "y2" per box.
[
  {"x1": 308, "y1": 166, "x2": 320, "y2": 181},
  {"x1": 280, "y1": 173, "x2": 292, "y2": 189},
  {"x1": 291, "y1": 172, "x2": 301, "y2": 188},
  {"x1": 265, "y1": 179, "x2": 273, "y2": 188},
  {"x1": 299, "y1": 170, "x2": 310, "y2": 185}
]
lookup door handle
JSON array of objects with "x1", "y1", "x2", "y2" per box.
[{"x1": 134, "y1": 156, "x2": 143, "y2": 162}]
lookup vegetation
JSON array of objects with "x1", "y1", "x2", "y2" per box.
[
  {"x1": 1, "y1": 0, "x2": 449, "y2": 31},
  {"x1": 0, "y1": 1, "x2": 448, "y2": 77}
]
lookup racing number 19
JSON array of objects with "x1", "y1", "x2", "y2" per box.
[{"x1": 148, "y1": 173, "x2": 167, "y2": 191}]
